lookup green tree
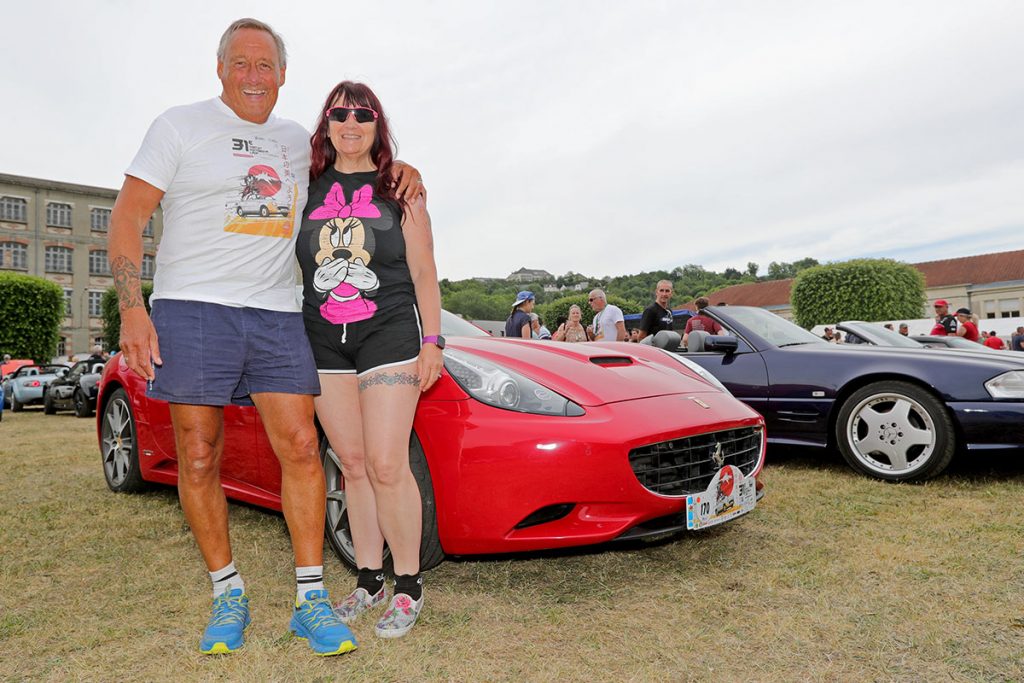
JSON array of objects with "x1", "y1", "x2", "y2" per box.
[
  {"x1": 791, "y1": 258, "x2": 925, "y2": 328},
  {"x1": 102, "y1": 283, "x2": 154, "y2": 351},
  {"x1": 0, "y1": 273, "x2": 64, "y2": 362}
]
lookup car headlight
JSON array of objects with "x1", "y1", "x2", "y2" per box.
[
  {"x1": 657, "y1": 349, "x2": 730, "y2": 394},
  {"x1": 443, "y1": 348, "x2": 585, "y2": 416},
  {"x1": 985, "y1": 370, "x2": 1024, "y2": 398}
]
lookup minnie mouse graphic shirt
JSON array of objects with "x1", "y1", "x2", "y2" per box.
[{"x1": 297, "y1": 169, "x2": 415, "y2": 327}]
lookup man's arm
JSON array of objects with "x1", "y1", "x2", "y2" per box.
[
  {"x1": 390, "y1": 161, "x2": 424, "y2": 202},
  {"x1": 614, "y1": 321, "x2": 627, "y2": 342},
  {"x1": 109, "y1": 176, "x2": 165, "y2": 380}
]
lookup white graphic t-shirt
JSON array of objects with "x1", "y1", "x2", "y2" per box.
[{"x1": 126, "y1": 98, "x2": 310, "y2": 311}]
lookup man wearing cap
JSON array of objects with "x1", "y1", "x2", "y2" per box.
[
  {"x1": 930, "y1": 300, "x2": 958, "y2": 336},
  {"x1": 954, "y1": 308, "x2": 980, "y2": 342},
  {"x1": 588, "y1": 289, "x2": 626, "y2": 341},
  {"x1": 505, "y1": 291, "x2": 535, "y2": 338}
]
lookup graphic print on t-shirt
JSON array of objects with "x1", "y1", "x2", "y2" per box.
[
  {"x1": 307, "y1": 182, "x2": 393, "y2": 324},
  {"x1": 222, "y1": 135, "x2": 299, "y2": 238}
]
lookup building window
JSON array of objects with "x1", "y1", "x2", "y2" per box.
[
  {"x1": 141, "y1": 254, "x2": 156, "y2": 280},
  {"x1": 63, "y1": 288, "x2": 73, "y2": 318},
  {"x1": 143, "y1": 218, "x2": 155, "y2": 237},
  {"x1": 0, "y1": 196, "x2": 27, "y2": 222},
  {"x1": 88, "y1": 290, "x2": 103, "y2": 317},
  {"x1": 1000, "y1": 298, "x2": 1021, "y2": 318},
  {"x1": 90, "y1": 207, "x2": 112, "y2": 231},
  {"x1": 1, "y1": 241, "x2": 27, "y2": 269},
  {"x1": 89, "y1": 249, "x2": 109, "y2": 276},
  {"x1": 56, "y1": 337, "x2": 67, "y2": 357},
  {"x1": 46, "y1": 202, "x2": 73, "y2": 227},
  {"x1": 93, "y1": 336, "x2": 105, "y2": 348},
  {"x1": 45, "y1": 246, "x2": 73, "y2": 273}
]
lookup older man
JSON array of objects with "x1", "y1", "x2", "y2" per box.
[
  {"x1": 108, "y1": 18, "x2": 421, "y2": 656},
  {"x1": 587, "y1": 289, "x2": 626, "y2": 341}
]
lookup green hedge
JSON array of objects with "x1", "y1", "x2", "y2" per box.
[
  {"x1": 102, "y1": 283, "x2": 154, "y2": 352},
  {"x1": 791, "y1": 258, "x2": 925, "y2": 328},
  {"x1": 0, "y1": 273, "x2": 64, "y2": 362}
]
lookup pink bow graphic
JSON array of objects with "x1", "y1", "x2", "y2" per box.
[{"x1": 309, "y1": 183, "x2": 381, "y2": 220}]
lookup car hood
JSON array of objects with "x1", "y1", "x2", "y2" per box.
[{"x1": 446, "y1": 337, "x2": 725, "y2": 406}]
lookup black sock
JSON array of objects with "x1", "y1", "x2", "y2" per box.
[
  {"x1": 357, "y1": 567, "x2": 385, "y2": 595},
  {"x1": 394, "y1": 573, "x2": 423, "y2": 601}
]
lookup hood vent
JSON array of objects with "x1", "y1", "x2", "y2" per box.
[{"x1": 589, "y1": 356, "x2": 634, "y2": 367}]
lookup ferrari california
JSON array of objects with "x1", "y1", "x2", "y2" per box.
[
  {"x1": 97, "y1": 311, "x2": 766, "y2": 570},
  {"x1": 679, "y1": 306, "x2": 1024, "y2": 482}
]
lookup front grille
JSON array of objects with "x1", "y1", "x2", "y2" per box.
[{"x1": 629, "y1": 426, "x2": 762, "y2": 497}]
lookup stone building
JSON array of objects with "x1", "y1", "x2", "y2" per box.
[{"x1": 0, "y1": 173, "x2": 163, "y2": 356}]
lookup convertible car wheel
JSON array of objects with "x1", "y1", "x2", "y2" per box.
[
  {"x1": 101, "y1": 388, "x2": 145, "y2": 492},
  {"x1": 74, "y1": 388, "x2": 92, "y2": 418},
  {"x1": 836, "y1": 381, "x2": 955, "y2": 482},
  {"x1": 320, "y1": 431, "x2": 444, "y2": 571},
  {"x1": 11, "y1": 394, "x2": 23, "y2": 412},
  {"x1": 259, "y1": 205, "x2": 269, "y2": 217},
  {"x1": 43, "y1": 390, "x2": 56, "y2": 415}
]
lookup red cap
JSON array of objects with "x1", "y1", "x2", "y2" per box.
[{"x1": 933, "y1": 299, "x2": 949, "y2": 307}]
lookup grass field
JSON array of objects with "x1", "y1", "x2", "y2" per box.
[{"x1": 1, "y1": 409, "x2": 1022, "y2": 682}]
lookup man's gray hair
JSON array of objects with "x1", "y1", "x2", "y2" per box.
[
  {"x1": 589, "y1": 289, "x2": 606, "y2": 301},
  {"x1": 217, "y1": 18, "x2": 287, "y2": 68}
]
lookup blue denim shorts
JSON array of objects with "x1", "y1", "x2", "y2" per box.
[{"x1": 149, "y1": 299, "x2": 320, "y2": 406}]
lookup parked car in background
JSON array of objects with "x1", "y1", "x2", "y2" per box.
[
  {"x1": 98, "y1": 310, "x2": 766, "y2": 570},
  {"x1": 0, "y1": 383, "x2": 5, "y2": 421},
  {"x1": 2, "y1": 364, "x2": 70, "y2": 411},
  {"x1": 911, "y1": 335, "x2": 1006, "y2": 353},
  {"x1": 44, "y1": 360, "x2": 105, "y2": 417},
  {"x1": 677, "y1": 306, "x2": 1024, "y2": 482},
  {"x1": 833, "y1": 321, "x2": 1004, "y2": 355}
]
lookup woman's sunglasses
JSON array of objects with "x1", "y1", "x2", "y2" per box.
[{"x1": 326, "y1": 106, "x2": 378, "y2": 124}]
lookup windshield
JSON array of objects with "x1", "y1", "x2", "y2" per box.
[
  {"x1": 841, "y1": 322, "x2": 923, "y2": 348},
  {"x1": 714, "y1": 306, "x2": 827, "y2": 347},
  {"x1": 440, "y1": 310, "x2": 489, "y2": 337}
]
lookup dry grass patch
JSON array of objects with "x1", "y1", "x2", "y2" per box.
[{"x1": 1, "y1": 410, "x2": 1022, "y2": 681}]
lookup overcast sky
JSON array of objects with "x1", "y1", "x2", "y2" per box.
[{"x1": 3, "y1": 1, "x2": 1022, "y2": 281}]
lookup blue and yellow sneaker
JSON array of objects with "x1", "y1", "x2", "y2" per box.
[
  {"x1": 199, "y1": 588, "x2": 251, "y2": 654},
  {"x1": 290, "y1": 589, "x2": 358, "y2": 656}
]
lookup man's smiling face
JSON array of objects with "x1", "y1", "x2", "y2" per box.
[{"x1": 218, "y1": 28, "x2": 285, "y2": 124}]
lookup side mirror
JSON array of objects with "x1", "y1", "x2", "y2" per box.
[{"x1": 705, "y1": 336, "x2": 738, "y2": 354}]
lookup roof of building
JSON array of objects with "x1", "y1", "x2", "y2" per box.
[
  {"x1": 0, "y1": 172, "x2": 118, "y2": 199},
  {"x1": 691, "y1": 249, "x2": 1024, "y2": 308}
]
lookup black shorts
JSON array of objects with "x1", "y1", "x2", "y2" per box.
[{"x1": 304, "y1": 303, "x2": 422, "y2": 375}]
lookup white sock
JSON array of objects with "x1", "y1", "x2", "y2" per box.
[
  {"x1": 296, "y1": 565, "x2": 325, "y2": 603},
  {"x1": 210, "y1": 561, "x2": 244, "y2": 598}
]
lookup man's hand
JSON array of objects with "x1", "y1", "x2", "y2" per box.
[
  {"x1": 390, "y1": 161, "x2": 425, "y2": 202},
  {"x1": 120, "y1": 307, "x2": 162, "y2": 381}
]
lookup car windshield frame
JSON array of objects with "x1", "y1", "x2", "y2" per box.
[
  {"x1": 839, "y1": 322, "x2": 924, "y2": 348},
  {"x1": 440, "y1": 310, "x2": 489, "y2": 338}
]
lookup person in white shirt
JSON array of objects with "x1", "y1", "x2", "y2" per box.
[{"x1": 587, "y1": 288, "x2": 626, "y2": 341}]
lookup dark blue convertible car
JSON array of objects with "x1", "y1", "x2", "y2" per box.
[{"x1": 676, "y1": 306, "x2": 1024, "y2": 482}]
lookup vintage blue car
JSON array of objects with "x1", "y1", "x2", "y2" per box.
[
  {"x1": 676, "y1": 306, "x2": 1024, "y2": 482},
  {"x1": 2, "y1": 364, "x2": 70, "y2": 412}
]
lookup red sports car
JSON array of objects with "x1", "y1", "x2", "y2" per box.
[{"x1": 97, "y1": 312, "x2": 766, "y2": 570}]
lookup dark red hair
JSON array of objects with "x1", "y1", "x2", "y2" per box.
[{"x1": 309, "y1": 81, "x2": 398, "y2": 201}]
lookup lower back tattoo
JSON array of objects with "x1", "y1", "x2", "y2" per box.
[{"x1": 359, "y1": 371, "x2": 419, "y2": 391}]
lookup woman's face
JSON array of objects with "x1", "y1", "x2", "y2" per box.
[
  {"x1": 328, "y1": 97, "x2": 376, "y2": 162},
  {"x1": 569, "y1": 306, "x2": 581, "y2": 322}
]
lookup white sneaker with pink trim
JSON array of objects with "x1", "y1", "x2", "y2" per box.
[{"x1": 374, "y1": 592, "x2": 424, "y2": 638}]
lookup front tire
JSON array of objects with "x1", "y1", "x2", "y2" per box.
[
  {"x1": 74, "y1": 388, "x2": 92, "y2": 418},
  {"x1": 321, "y1": 431, "x2": 444, "y2": 571},
  {"x1": 43, "y1": 390, "x2": 56, "y2": 415},
  {"x1": 100, "y1": 388, "x2": 146, "y2": 492},
  {"x1": 835, "y1": 380, "x2": 955, "y2": 482},
  {"x1": 11, "y1": 394, "x2": 23, "y2": 412},
  {"x1": 259, "y1": 205, "x2": 269, "y2": 217}
]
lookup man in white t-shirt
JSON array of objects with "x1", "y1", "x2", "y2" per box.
[
  {"x1": 587, "y1": 288, "x2": 627, "y2": 341},
  {"x1": 107, "y1": 18, "x2": 421, "y2": 657}
]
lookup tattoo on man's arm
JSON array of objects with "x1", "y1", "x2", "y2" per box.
[
  {"x1": 358, "y1": 371, "x2": 419, "y2": 391},
  {"x1": 111, "y1": 256, "x2": 144, "y2": 311}
]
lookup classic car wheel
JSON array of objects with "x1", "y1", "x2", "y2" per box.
[
  {"x1": 321, "y1": 431, "x2": 444, "y2": 571},
  {"x1": 73, "y1": 388, "x2": 92, "y2": 418},
  {"x1": 236, "y1": 206, "x2": 243, "y2": 216},
  {"x1": 836, "y1": 381, "x2": 955, "y2": 482},
  {"x1": 101, "y1": 388, "x2": 146, "y2": 492},
  {"x1": 259, "y1": 205, "x2": 269, "y2": 217},
  {"x1": 11, "y1": 394, "x2": 23, "y2": 412},
  {"x1": 43, "y1": 389, "x2": 57, "y2": 415}
]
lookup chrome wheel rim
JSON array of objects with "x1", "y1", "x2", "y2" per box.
[
  {"x1": 323, "y1": 445, "x2": 357, "y2": 563},
  {"x1": 101, "y1": 397, "x2": 134, "y2": 486},
  {"x1": 846, "y1": 392, "x2": 936, "y2": 476}
]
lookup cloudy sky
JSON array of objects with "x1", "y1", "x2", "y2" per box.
[{"x1": 3, "y1": 1, "x2": 1022, "y2": 281}]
